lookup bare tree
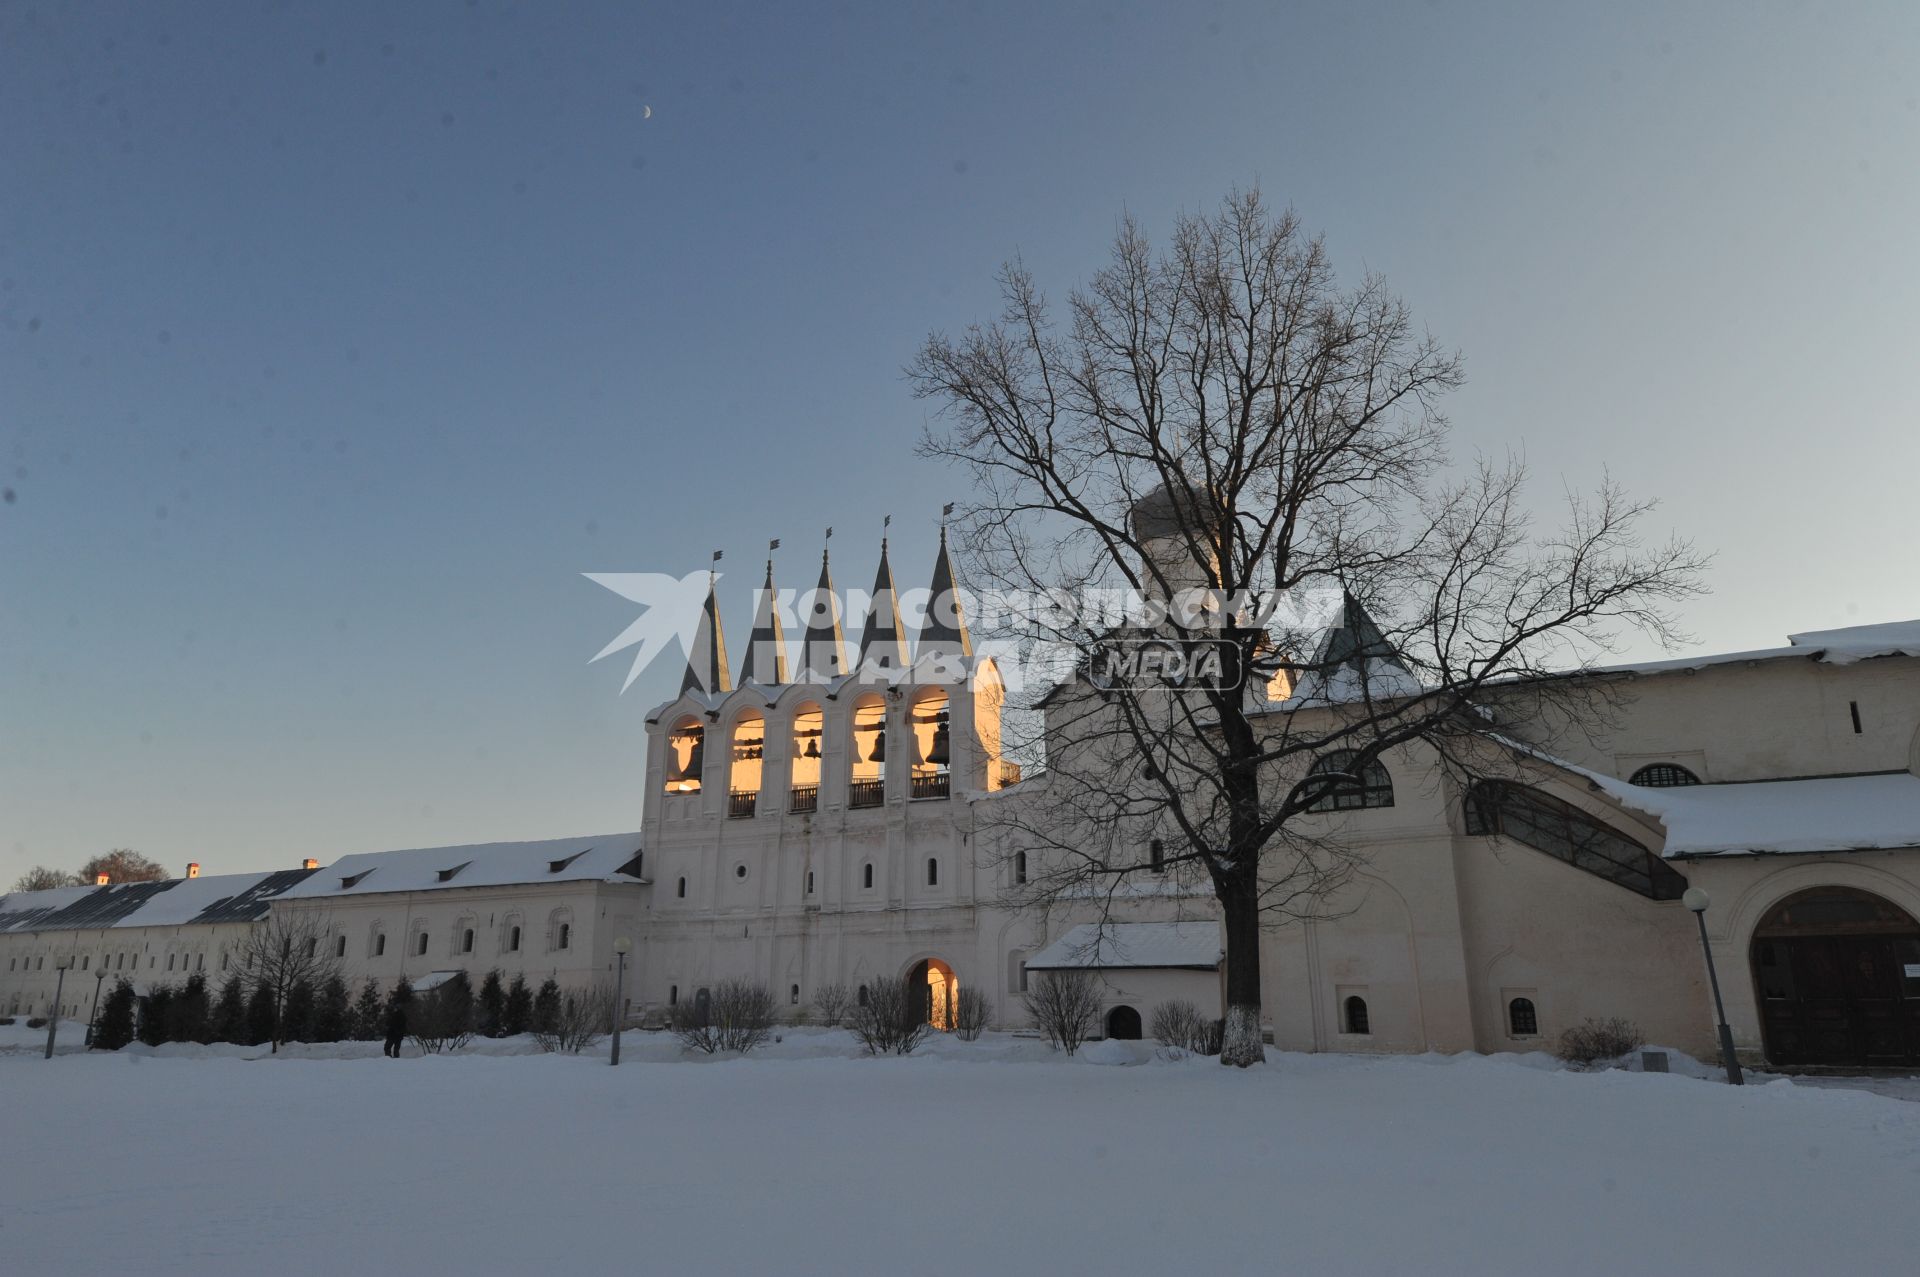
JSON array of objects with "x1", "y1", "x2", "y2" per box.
[
  {"x1": 11, "y1": 865, "x2": 76, "y2": 892},
  {"x1": 77, "y1": 849, "x2": 168, "y2": 885},
  {"x1": 848, "y1": 976, "x2": 932, "y2": 1056},
  {"x1": 810, "y1": 982, "x2": 852, "y2": 1028},
  {"x1": 235, "y1": 909, "x2": 342, "y2": 1053},
  {"x1": 953, "y1": 985, "x2": 992, "y2": 1042},
  {"x1": 911, "y1": 187, "x2": 1706, "y2": 1065},
  {"x1": 1022, "y1": 970, "x2": 1102, "y2": 1055},
  {"x1": 535, "y1": 984, "x2": 614, "y2": 1054}
]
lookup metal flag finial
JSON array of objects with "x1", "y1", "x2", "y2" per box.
[{"x1": 941, "y1": 502, "x2": 956, "y2": 520}]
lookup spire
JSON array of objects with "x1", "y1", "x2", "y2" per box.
[
  {"x1": 738, "y1": 548, "x2": 788, "y2": 686},
  {"x1": 856, "y1": 531, "x2": 909, "y2": 677},
  {"x1": 1290, "y1": 590, "x2": 1419, "y2": 705},
  {"x1": 797, "y1": 537, "x2": 847, "y2": 682},
  {"x1": 916, "y1": 523, "x2": 972, "y2": 663},
  {"x1": 680, "y1": 566, "x2": 733, "y2": 698}
]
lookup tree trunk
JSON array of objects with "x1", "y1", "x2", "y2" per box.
[{"x1": 1218, "y1": 870, "x2": 1265, "y2": 1067}]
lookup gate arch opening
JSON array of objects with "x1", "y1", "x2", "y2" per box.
[
  {"x1": 907, "y1": 958, "x2": 958, "y2": 1030},
  {"x1": 1750, "y1": 886, "x2": 1920, "y2": 1067},
  {"x1": 1106, "y1": 1005, "x2": 1142, "y2": 1040}
]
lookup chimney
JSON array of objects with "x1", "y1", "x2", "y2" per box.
[
  {"x1": 94, "y1": 872, "x2": 110, "y2": 886},
  {"x1": 302, "y1": 858, "x2": 319, "y2": 871},
  {"x1": 186, "y1": 862, "x2": 201, "y2": 879}
]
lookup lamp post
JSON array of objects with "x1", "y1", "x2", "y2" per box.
[
  {"x1": 44, "y1": 958, "x2": 72, "y2": 1060},
  {"x1": 1683, "y1": 887, "x2": 1744, "y2": 1085},
  {"x1": 84, "y1": 969, "x2": 107, "y2": 1047},
  {"x1": 610, "y1": 936, "x2": 632, "y2": 1067}
]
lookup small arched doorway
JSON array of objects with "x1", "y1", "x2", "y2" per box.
[
  {"x1": 1750, "y1": 886, "x2": 1920, "y2": 1067},
  {"x1": 1106, "y1": 1005, "x2": 1142, "y2": 1040},
  {"x1": 908, "y1": 958, "x2": 958, "y2": 1030}
]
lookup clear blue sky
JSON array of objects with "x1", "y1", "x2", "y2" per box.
[{"x1": 3, "y1": 1, "x2": 1916, "y2": 880}]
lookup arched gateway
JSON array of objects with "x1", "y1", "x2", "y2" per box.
[
  {"x1": 1750, "y1": 887, "x2": 1920, "y2": 1067},
  {"x1": 908, "y1": 959, "x2": 958, "y2": 1030}
]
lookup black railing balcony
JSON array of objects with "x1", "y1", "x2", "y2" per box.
[
  {"x1": 910, "y1": 772, "x2": 951, "y2": 801},
  {"x1": 727, "y1": 790, "x2": 758, "y2": 819},
  {"x1": 848, "y1": 778, "x2": 886, "y2": 809},
  {"x1": 788, "y1": 785, "x2": 818, "y2": 815}
]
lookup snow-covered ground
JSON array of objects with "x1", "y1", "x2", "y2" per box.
[{"x1": 5, "y1": 1028, "x2": 1919, "y2": 1275}]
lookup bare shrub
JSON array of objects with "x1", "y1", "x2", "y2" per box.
[
  {"x1": 1150, "y1": 999, "x2": 1210, "y2": 1056},
  {"x1": 811, "y1": 982, "x2": 852, "y2": 1028},
  {"x1": 1555, "y1": 1017, "x2": 1645, "y2": 1068},
  {"x1": 1023, "y1": 970, "x2": 1101, "y2": 1055},
  {"x1": 409, "y1": 973, "x2": 475, "y2": 1055},
  {"x1": 849, "y1": 976, "x2": 932, "y2": 1056},
  {"x1": 534, "y1": 984, "x2": 613, "y2": 1054},
  {"x1": 953, "y1": 985, "x2": 992, "y2": 1042}
]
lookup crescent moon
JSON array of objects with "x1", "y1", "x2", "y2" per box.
[{"x1": 643, "y1": 104, "x2": 652, "y2": 119}]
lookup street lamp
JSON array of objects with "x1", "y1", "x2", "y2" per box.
[
  {"x1": 44, "y1": 958, "x2": 73, "y2": 1060},
  {"x1": 610, "y1": 936, "x2": 632, "y2": 1067},
  {"x1": 84, "y1": 968, "x2": 107, "y2": 1047},
  {"x1": 1683, "y1": 887, "x2": 1744, "y2": 1085}
]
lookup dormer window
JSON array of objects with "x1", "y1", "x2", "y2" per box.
[
  {"x1": 548, "y1": 850, "x2": 588, "y2": 874},
  {"x1": 437, "y1": 861, "x2": 471, "y2": 883},
  {"x1": 340, "y1": 869, "x2": 374, "y2": 890}
]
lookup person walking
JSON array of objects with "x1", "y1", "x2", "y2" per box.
[{"x1": 383, "y1": 1002, "x2": 408, "y2": 1058}]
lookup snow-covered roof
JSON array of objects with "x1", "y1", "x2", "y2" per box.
[
  {"x1": 1586, "y1": 771, "x2": 1920, "y2": 860},
  {"x1": 1597, "y1": 618, "x2": 1920, "y2": 677},
  {"x1": 0, "y1": 869, "x2": 316, "y2": 935},
  {"x1": 277, "y1": 833, "x2": 643, "y2": 900},
  {"x1": 1026, "y1": 921, "x2": 1222, "y2": 971}
]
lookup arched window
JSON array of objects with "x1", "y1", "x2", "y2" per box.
[
  {"x1": 790, "y1": 702, "x2": 823, "y2": 812},
  {"x1": 676, "y1": 876, "x2": 687, "y2": 899},
  {"x1": 1343, "y1": 995, "x2": 1370, "y2": 1035},
  {"x1": 862, "y1": 862, "x2": 874, "y2": 890},
  {"x1": 547, "y1": 909, "x2": 574, "y2": 953},
  {"x1": 461, "y1": 929, "x2": 475, "y2": 955},
  {"x1": 805, "y1": 870, "x2": 816, "y2": 894},
  {"x1": 372, "y1": 930, "x2": 386, "y2": 959},
  {"x1": 1149, "y1": 840, "x2": 1165, "y2": 873},
  {"x1": 335, "y1": 935, "x2": 347, "y2": 958},
  {"x1": 927, "y1": 858, "x2": 939, "y2": 886},
  {"x1": 663, "y1": 717, "x2": 706, "y2": 794},
  {"x1": 790, "y1": 983, "x2": 800, "y2": 1005},
  {"x1": 729, "y1": 711, "x2": 764, "y2": 817},
  {"x1": 508, "y1": 924, "x2": 522, "y2": 953},
  {"x1": 1014, "y1": 851, "x2": 1027, "y2": 885},
  {"x1": 1465, "y1": 780, "x2": 1687, "y2": 900},
  {"x1": 1629, "y1": 763, "x2": 1701, "y2": 788},
  {"x1": 909, "y1": 689, "x2": 951, "y2": 800},
  {"x1": 669, "y1": 984, "x2": 678, "y2": 1006},
  {"x1": 857, "y1": 984, "x2": 870, "y2": 1007},
  {"x1": 850, "y1": 694, "x2": 886, "y2": 807},
  {"x1": 1508, "y1": 997, "x2": 1538, "y2": 1037},
  {"x1": 558, "y1": 923, "x2": 571, "y2": 951},
  {"x1": 416, "y1": 931, "x2": 430, "y2": 957},
  {"x1": 1306, "y1": 750, "x2": 1394, "y2": 811}
]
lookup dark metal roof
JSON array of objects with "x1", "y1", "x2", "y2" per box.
[
  {"x1": 21, "y1": 881, "x2": 178, "y2": 932},
  {"x1": 188, "y1": 868, "x2": 317, "y2": 924},
  {"x1": 0, "y1": 868, "x2": 318, "y2": 934}
]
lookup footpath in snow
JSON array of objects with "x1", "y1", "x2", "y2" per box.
[{"x1": 4, "y1": 1027, "x2": 1919, "y2": 1276}]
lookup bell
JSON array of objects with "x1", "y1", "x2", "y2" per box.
[
  {"x1": 803, "y1": 737, "x2": 820, "y2": 759},
  {"x1": 927, "y1": 720, "x2": 950, "y2": 766},
  {"x1": 684, "y1": 737, "x2": 705, "y2": 777},
  {"x1": 867, "y1": 728, "x2": 887, "y2": 763}
]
